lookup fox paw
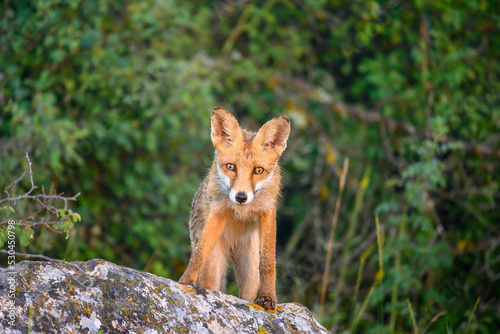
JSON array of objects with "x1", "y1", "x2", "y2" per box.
[
  {"x1": 178, "y1": 275, "x2": 194, "y2": 286},
  {"x1": 255, "y1": 295, "x2": 276, "y2": 310}
]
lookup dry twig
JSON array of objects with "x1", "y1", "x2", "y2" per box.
[
  {"x1": 1, "y1": 153, "x2": 88, "y2": 288},
  {"x1": 1, "y1": 152, "x2": 81, "y2": 231}
]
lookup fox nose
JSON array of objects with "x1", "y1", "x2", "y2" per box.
[{"x1": 235, "y1": 192, "x2": 247, "y2": 204}]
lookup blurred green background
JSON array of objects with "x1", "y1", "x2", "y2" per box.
[{"x1": 1, "y1": 0, "x2": 499, "y2": 332}]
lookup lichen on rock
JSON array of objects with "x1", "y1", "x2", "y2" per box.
[{"x1": 0, "y1": 259, "x2": 328, "y2": 333}]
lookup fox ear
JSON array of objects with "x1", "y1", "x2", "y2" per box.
[
  {"x1": 211, "y1": 107, "x2": 243, "y2": 151},
  {"x1": 253, "y1": 116, "x2": 291, "y2": 157}
]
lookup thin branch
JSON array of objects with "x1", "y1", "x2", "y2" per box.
[
  {"x1": 4, "y1": 168, "x2": 27, "y2": 196},
  {"x1": 24, "y1": 150, "x2": 38, "y2": 196},
  {"x1": 0, "y1": 192, "x2": 81, "y2": 205},
  {"x1": 0, "y1": 249, "x2": 66, "y2": 262},
  {"x1": 2, "y1": 153, "x2": 80, "y2": 205},
  {"x1": 0, "y1": 219, "x2": 62, "y2": 227}
]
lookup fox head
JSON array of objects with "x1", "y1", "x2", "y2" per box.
[{"x1": 211, "y1": 107, "x2": 291, "y2": 206}]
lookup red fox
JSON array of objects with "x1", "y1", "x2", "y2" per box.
[{"x1": 178, "y1": 107, "x2": 290, "y2": 310}]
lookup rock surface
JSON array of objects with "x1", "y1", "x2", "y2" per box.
[{"x1": 0, "y1": 259, "x2": 328, "y2": 333}]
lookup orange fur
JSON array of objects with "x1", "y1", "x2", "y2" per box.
[{"x1": 178, "y1": 107, "x2": 290, "y2": 310}]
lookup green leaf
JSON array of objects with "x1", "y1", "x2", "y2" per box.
[
  {"x1": 0, "y1": 206, "x2": 15, "y2": 213},
  {"x1": 19, "y1": 227, "x2": 35, "y2": 247},
  {"x1": 0, "y1": 228, "x2": 6, "y2": 248}
]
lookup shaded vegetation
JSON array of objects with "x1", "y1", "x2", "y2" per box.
[{"x1": 1, "y1": 0, "x2": 499, "y2": 332}]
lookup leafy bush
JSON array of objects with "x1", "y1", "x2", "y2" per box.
[{"x1": 1, "y1": 0, "x2": 499, "y2": 332}]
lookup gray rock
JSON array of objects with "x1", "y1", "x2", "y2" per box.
[{"x1": 0, "y1": 259, "x2": 328, "y2": 333}]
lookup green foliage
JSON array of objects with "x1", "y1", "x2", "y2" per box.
[
  {"x1": 19, "y1": 226, "x2": 35, "y2": 247},
  {"x1": 0, "y1": 228, "x2": 6, "y2": 248},
  {"x1": 1, "y1": 0, "x2": 499, "y2": 332},
  {"x1": 56, "y1": 209, "x2": 81, "y2": 238}
]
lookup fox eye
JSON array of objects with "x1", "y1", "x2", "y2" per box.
[
  {"x1": 226, "y1": 163, "x2": 236, "y2": 171},
  {"x1": 254, "y1": 167, "x2": 264, "y2": 174}
]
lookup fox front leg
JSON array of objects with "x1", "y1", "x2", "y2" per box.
[
  {"x1": 255, "y1": 209, "x2": 277, "y2": 310},
  {"x1": 179, "y1": 212, "x2": 226, "y2": 286}
]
